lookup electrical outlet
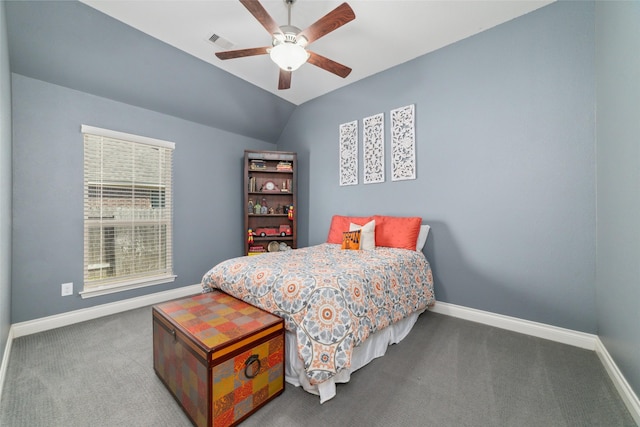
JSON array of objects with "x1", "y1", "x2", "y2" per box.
[{"x1": 61, "y1": 282, "x2": 73, "y2": 296}]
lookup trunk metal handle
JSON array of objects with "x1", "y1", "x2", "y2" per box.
[{"x1": 244, "y1": 354, "x2": 261, "y2": 379}]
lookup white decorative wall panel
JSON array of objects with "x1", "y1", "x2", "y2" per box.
[
  {"x1": 363, "y1": 113, "x2": 384, "y2": 184},
  {"x1": 339, "y1": 120, "x2": 358, "y2": 186},
  {"x1": 391, "y1": 104, "x2": 416, "y2": 181}
]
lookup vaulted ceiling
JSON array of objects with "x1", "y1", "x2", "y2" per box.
[
  {"x1": 80, "y1": 0, "x2": 553, "y2": 105},
  {"x1": 6, "y1": 1, "x2": 553, "y2": 142}
]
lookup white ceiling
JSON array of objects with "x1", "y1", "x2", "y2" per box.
[{"x1": 80, "y1": 0, "x2": 553, "y2": 106}]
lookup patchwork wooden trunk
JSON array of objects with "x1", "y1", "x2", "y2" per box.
[{"x1": 153, "y1": 291, "x2": 284, "y2": 427}]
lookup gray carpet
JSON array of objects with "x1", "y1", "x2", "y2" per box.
[{"x1": 0, "y1": 306, "x2": 635, "y2": 426}]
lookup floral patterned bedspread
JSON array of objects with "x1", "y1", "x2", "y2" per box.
[{"x1": 201, "y1": 243, "x2": 435, "y2": 385}]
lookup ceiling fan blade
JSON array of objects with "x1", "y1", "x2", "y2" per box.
[
  {"x1": 215, "y1": 47, "x2": 270, "y2": 60},
  {"x1": 239, "y1": 0, "x2": 282, "y2": 36},
  {"x1": 278, "y1": 70, "x2": 292, "y2": 90},
  {"x1": 297, "y1": 3, "x2": 355, "y2": 45},
  {"x1": 307, "y1": 51, "x2": 352, "y2": 78}
]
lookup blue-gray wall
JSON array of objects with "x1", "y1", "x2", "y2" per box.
[
  {"x1": 278, "y1": 1, "x2": 596, "y2": 333},
  {"x1": 10, "y1": 74, "x2": 274, "y2": 322},
  {"x1": 595, "y1": 0, "x2": 640, "y2": 401},
  {"x1": 5, "y1": 0, "x2": 295, "y2": 143},
  {"x1": 0, "y1": 0, "x2": 13, "y2": 366},
  {"x1": 5, "y1": 0, "x2": 293, "y2": 323}
]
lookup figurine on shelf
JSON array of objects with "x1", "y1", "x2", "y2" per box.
[
  {"x1": 261, "y1": 198, "x2": 268, "y2": 214},
  {"x1": 288, "y1": 205, "x2": 294, "y2": 220},
  {"x1": 248, "y1": 198, "x2": 254, "y2": 214},
  {"x1": 248, "y1": 228, "x2": 254, "y2": 244},
  {"x1": 254, "y1": 202, "x2": 261, "y2": 215}
]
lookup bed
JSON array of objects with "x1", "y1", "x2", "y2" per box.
[{"x1": 200, "y1": 215, "x2": 435, "y2": 403}]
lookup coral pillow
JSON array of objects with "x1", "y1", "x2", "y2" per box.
[
  {"x1": 341, "y1": 230, "x2": 361, "y2": 250},
  {"x1": 373, "y1": 215, "x2": 422, "y2": 250},
  {"x1": 327, "y1": 215, "x2": 374, "y2": 244}
]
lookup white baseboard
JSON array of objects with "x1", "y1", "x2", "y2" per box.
[
  {"x1": 0, "y1": 326, "x2": 14, "y2": 407},
  {"x1": 11, "y1": 284, "x2": 201, "y2": 338},
  {"x1": 595, "y1": 337, "x2": 640, "y2": 426},
  {"x1": 429, "y1": 301, "x2": 598, "y2": 349},
  {"x1": 429, "y1": 301, "x2": 639, "y2": 424}
]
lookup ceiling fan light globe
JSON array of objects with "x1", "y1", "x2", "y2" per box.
[{"x1": 270, "y1": 42, "x2": 309, "y2": 71}]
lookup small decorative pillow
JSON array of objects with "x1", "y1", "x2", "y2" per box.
[
  {"x1": 350, "y1": 220, "x2": 375, "y2": 250},
  {"x1": 341, "y1": 229, "x2": 361, "y2": 250},
  {"x1": 327, "y1": 215, "x2": 374, "y2": 244}
]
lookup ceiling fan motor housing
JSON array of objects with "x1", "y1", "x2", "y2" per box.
[{"x1": 273, "y1": 25, "x2": 306, "y2": 46}]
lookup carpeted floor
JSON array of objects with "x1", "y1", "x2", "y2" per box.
[{"x1": 0, "y1": 306, "x2": 635, "y2": 426}]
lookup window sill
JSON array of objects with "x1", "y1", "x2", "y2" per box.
[{"x1": 80, "y1": 274, "x2": 177, "y2": 299}]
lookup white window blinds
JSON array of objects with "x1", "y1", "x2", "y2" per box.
[{"x1": 82, "y1": 125, "x2": 175, "y2": 297}]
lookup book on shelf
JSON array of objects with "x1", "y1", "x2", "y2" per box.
[
  {"x1": 250, "y1": 160, "x2": 266, "y2": 170},
  {"x1": 276, "y1": 161, "x2": 293, "y2": 171},
  {"x1": 248, "y1": 246, "x2": 266, "y2": 256}
]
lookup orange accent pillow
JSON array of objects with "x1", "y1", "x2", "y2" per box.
[
  {"x1": 373, "y1": 215, "x2": 422, "y2": 250},
  {"x1": 341, "y1": 230, "x2": 361, "y2": 250},
  {"x1": 327, "y1": 215, "x2": 374, "y2": 244}
]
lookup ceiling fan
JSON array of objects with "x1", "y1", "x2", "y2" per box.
[{"x1": 215, "y1": 0, "x2": 355, "y2": 90}]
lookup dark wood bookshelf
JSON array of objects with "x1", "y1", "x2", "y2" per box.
[{"x1": 244, "y1": 150, "x2": 297, "y2": 256}]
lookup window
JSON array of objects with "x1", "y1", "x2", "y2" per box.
[{"x1": 81, "y1": 125, "x2": 175, "y2": 298}]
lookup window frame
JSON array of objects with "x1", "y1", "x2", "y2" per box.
[{"x1": 80, "y1": 125, "x2": 176, "y2": 298}]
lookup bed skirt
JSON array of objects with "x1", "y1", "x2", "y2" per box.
[{"x1": 284, "y1": 309, "x2": 425, "y2": 403}]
